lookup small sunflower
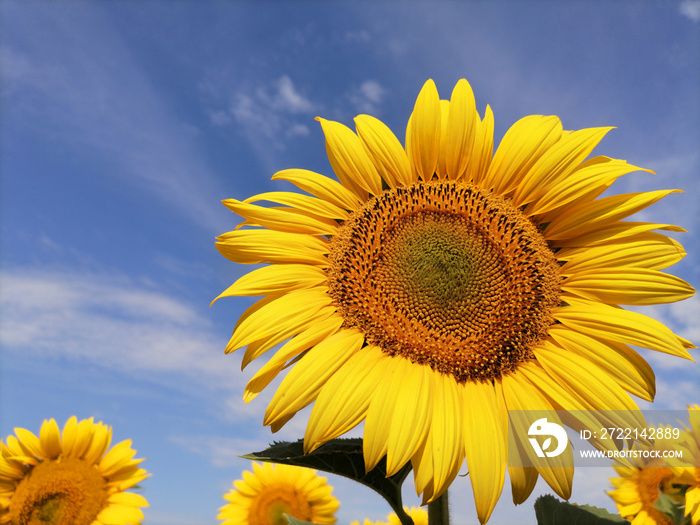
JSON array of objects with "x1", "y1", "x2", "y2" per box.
[
  {"x1": 215, "y1": 78, "x2": 695, "y2": 523},
  {"x1": 670, "y1": 405, "x2": 700, "y2": 524},
  {"x1": 608, "y1": 453, "x2": 683, "y2": 525},
  {"x1": 0, "y1": 416, "x2": 149, "y2": 525},
  {"x1": 608, "y1": 409, "x2": 700, "y2": 525},
  {"x1": 350, "y1": 506, "x2": 428, "y2": 525},
  {"x1": 218, "y1": 462, "x2": 339, "y2": 525}
]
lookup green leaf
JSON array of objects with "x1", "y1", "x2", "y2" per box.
[
  {"x1": 242, "y1": 438, "x2": 414, "y2": 525},
  {"x1": 654, "y1": 491, "x2": 691, "y2": 525},
  {"x1": 534, "y1": 494, "x2": 627, "y2": 525}
]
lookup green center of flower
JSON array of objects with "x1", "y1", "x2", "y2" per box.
[
  {"x1": 8, "y1": 457, "x2": 109, "y2": 525},
  {"x1": 328, "y1": 181, "x2": 561, "y2": 383}
]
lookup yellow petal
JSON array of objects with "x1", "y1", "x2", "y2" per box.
[
  {"x1": 305, "y1": 345, "x2": 389, "y2": 452},
  {"x1": 562, "y1": 268, "x2": 694, "y2": 305},
  {"x1": 39, "y1": 419, "x2": 62, "y2": 459},
  {"x1": 240, "y1": 308, "x2": 335, "y2": 370},
  {"x1": 227, "y1": 288, "x2": 332, "y2": 355},
  {"x1": 483, "y1": 115, "x2": 562, "y2": 195},
  {"x1": 382, "y1": 362, "x2": 432, "y2": 476},
  {"x1": 548, "y1": 326, "x2": 655, "y2": 402},
  {"x1": 488, "y1": 380, "x2": 539, "y2": 505},
  {"x1": 83, "y1": 422, "x2": 112, "y2": 466},
  {"x1": 264, "y1": 328, "x2": 365, "y2": 427},
  {"x1": 558, "y1": 232, "x2": 686, "y2": 273},
  {"x1": 435, "y1": 99, "x2": 450, "y2": 179},
  {"x1": 551, "y1": 221, "x2": 686, "y2": 248},
  {"x1": 272, "y1": 168, "x2": 361, "y2": 210},
  {"x1": 0, "y1": 454, "x2": 27, "y2": 479},
  {"x1": 553, "y1": 297, "x2": 693, "y2": 359},
  {"x1": 3, "y1": 436, "x2": 25, "y2": 459},
  {"x1": 468, "y1": 104, "x2": 494, "y2": 185},
  {"x1": 106, "y1": 467, "x2": 149, "y2": 492},
  {"x1": 69, "y1": 418, "x2": 95, "y2": 459},
  {"x1": 507, "y1": 450, "x2": 539, "y2": 505},
  {"x1": 444, "y1": 79, "x2": 478, "y2": 181},
  {"x1": 424, "y1": 372, "x2": 464, "y2": 501},
  {"x1": 502, "y1": 372, "x2": 573, "y2": 500},
  {"x1": 107, "y1": 491, "x2": 149, "y2": 508},
  {"x1": 96, "y1": 503, "x2": 144, "y2": 525},
  {"x1": 517, "y1": 360, "x2": 628, "y2": 452},
  {"x1": 533, "y1": 340, "x2": 643, "y2": 417},
  {"x1": 363, "y1": 357, "x2": 418, "y2": 472},
  {"x1": 98, "y1": 439, "x2": 137, "y2": 477},
  {"x1": 213, "y1": 264, "x2": 327, "y2": 302},
  {"x1": 244, "y1": 315, "x2": 343, "y2": 403},
  {"x1": 355, "y1": 114, "x2": 412, "y2": 188},
  {"x1": 13, "y1": 428, "x2": 42, "y2": 459},
  {"x1": 244, "y1": 191, "x2": 350, "y2": 220},
  {"x1": 544, "y1": 189, "x2": 681, "y2": 240},
  {"x1": 529, "y1": 157, "x2": 651, "y2": 217},
  {"x1": 411, "y1": 432, "x2": 436, "y2": 502},
  {"x1": 317, "y1": 117, "x2": 382, "y2": 197},
  {"x1": 406, "y1": 79, "x2": 441, "y2": 180},
  {"x1": 215, "y1": 230, "x2": 328, "y2": 265},
  {"x1": 512, "y1": 127, "x2": 613, "y2": 207},
  {"x1": 223, "y1": 199, "x2": 339, "y2": 235},
  {"x1": 463, "y1": 380, "x2": 506, "y2": 523}
]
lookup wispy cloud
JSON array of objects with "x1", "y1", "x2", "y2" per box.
[
  {"x1": 2, "y1": 5, "x2": 224, "y2": 232},
  {"x1": 680, "y1": 0, "x2": 700, "y2": 22},
  {"x1": 169, "y1": 435, "x2": 260, "y2": 468},
  {"x1": 348, "y1": 80, "x2": 385, "y2": 114},
  {"x1": 203, "y1": 74, "x2": 318, "y2": 163},
  {"x1": 0, "y1": 268, "x2": 236, "y2": 388}
]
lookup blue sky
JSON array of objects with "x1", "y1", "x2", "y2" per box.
[{"x1": 1, "y1": 1, "x2": 699, "y2": 524}]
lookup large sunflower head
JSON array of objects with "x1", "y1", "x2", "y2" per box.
[
  {"x1": 0, "y1": 416, "x2": 149, "y2": 525},
  {"x1": 217, "y1": 462, "x2": 339, "y2": 525},
  {"x1": 215, "y1": 79, "x2": 696, "y2": 523}
]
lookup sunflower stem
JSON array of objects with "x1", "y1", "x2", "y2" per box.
[{"x1": 428, "y1": 490, "x2": 450, "y2": 525}]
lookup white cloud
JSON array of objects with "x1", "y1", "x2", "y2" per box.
[
  {"x1": 169, "y1": 435, "x2": 261, "y2": 468},
  {"x1": 343, "y1": 30, "x2": 371, "y2": 44},
  {"x1": 638, "y1": 377, "x2": 700, "y2": 410},
  {"x1": 272, "y1": 75, "x2": 316, "y2": 113},
  {"x1": 208, "y1": 75, "x2": 318, "y2": 163},
  {"x1": 680, "y1": 0, "x2": 700, "y2": 22},
  {"x1": 286, "y1": 123, "x2": 311, "y2": 138},
  {"x1": 0, "y1": 268, "x2": 237, "y2": 387},
  {"x1": 349, "y1": 80, "x2": 385, "y2": 114}
]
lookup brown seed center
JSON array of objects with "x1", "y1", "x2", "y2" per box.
[
  {"x1": 328, "y1": 181, "x2": 561, "y2": 382},
  {"x1": 248, "y1": 484, "x2": 313, "y2": 525},
  {"x1": 8, "y1": 457, "x2": 109, "y2": 525}
]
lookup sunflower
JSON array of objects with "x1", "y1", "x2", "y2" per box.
[
  {"x1": 215, "y1": 78, "x2": 695, "y2": 523},
  {"x1": 350, "y1": 506, "x2": 427, "y2": 525},
  {"x1": 217, "y1": 462, "x2": 339, "y2": 525},
  {"x1": 608, "y1": 460, "x2": 679, "y2": 525},
  {"x1": 608, "y1": 409, "x2": 699, "y2": 525},
  {"x1": 607, "y1": 433, "x2": 688, "y2": 525},
  {"x1": 670, "y1": 405, "x2": 700, "y2": 524},
  {"x1": 0, "y1": 416, "x2": 149, "y2": 525}
]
